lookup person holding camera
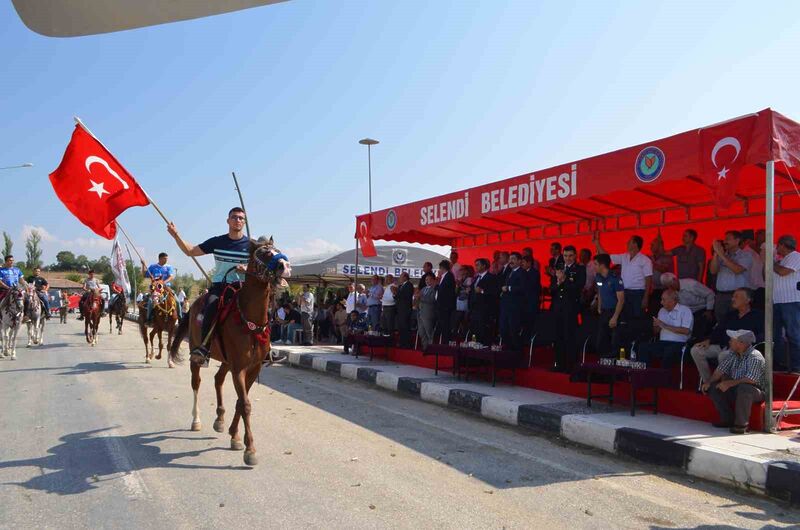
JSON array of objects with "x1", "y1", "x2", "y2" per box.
[{"x1": 773, "y1": 234, "x2": 800, "y2": 372}]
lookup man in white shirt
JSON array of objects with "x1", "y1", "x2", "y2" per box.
[
  {"x1": 659, "y1": 272, "x2": 714, "y2": 337},
  {"x1": 345, "y1": 283, "x2": 356, "y2": 313},
  {"x1": 593, "y1": 231, "x2": 653, "y2": 319},
  {"x1": 709, "y1": 230, "x2": 754, "y2": 321},
  {"x1": 300, "y1": 284, "x2": 315, "y2": 345},
  {"x1": 773, "y1": 234, "x2": 800, "y2": 372},
  {"x1": 637, "y1": 289, "x2": 693, "y2": 369},
  {"x1": 741, "y1": 230, "x2": 765, "y2": 309},
  {"x1": 380, "y1": 274, "x2": 397, "y2": 333},
  {"x1": 176, "y1": 289, "x2": 186, "y2": 306}
]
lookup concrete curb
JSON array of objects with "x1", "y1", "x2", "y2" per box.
[{"x1": 292, "y1": 349, "x2": 800, "y2": 504}]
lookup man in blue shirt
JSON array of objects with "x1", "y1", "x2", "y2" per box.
[
  {"x1": 141, "y1": 252, "x2": 177, "y2": 323},
  {"x1": 0, "y1": 255, "x2": 25, "y2": 298},
  {"x1": 594, "y1": 254, "x2": 625, "y2": 358},
  {"x1": 167, "y1": 207, "x2": 250, "y2": 365}
]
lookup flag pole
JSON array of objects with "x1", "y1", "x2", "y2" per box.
[
  {"x1": 116, "y1": 222, "x2": 147, "y2": 264},
  {"x1": 124, "y1": 243, "x2": 138, "y2": 315},
  {"x1": 231, "y1": 171, "x2": 251, "y2": 240},
  {"x1": 73, "y1": 116, "x2": 211, "y2": 285}
]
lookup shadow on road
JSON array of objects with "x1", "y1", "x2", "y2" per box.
[
  {"x1": 0, "y1": 427, "x2": 247, "y2": 496},
  {"x1": 57, "y1": 362, "x2": 150, "y2": 376},
  {"x1": 29, "y1": 342, "x2": 70, "y2": 349}
]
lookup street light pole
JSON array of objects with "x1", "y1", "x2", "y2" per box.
[
  {"x1": 0, "y1": 163, "x2": 33, "y2": 170},
  {"x1": 359, "y1": 138, "x2": 379, "y2": 213}
]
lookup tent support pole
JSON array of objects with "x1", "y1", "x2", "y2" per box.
[
  {"x1": 354, "y1": 237, "x2": 360, "y2": 306},
  {"x1": 764, "y1": 160, "x2": 775, "y2": 433}
]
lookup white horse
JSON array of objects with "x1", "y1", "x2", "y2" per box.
[
  {"x1": 25, "y1": 287, "x2": 45, "y2": 346},
  {"x1": 1, "y1": 287, "x2": 25, "y2": 360}
]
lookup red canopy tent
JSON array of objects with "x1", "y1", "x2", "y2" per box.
[{"x1": 355, "y1": 108, "x2": 800, "y2": 430}]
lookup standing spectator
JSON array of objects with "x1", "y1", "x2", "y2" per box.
[
  {"x1": 579, "y1": 248, "x2": 596, "y2": 315},
  {"x1": 593, "y1": 254, "x2": 624, "y2": 358},
  {"x1": 496, "y1": 251, "x2": 511, "y2": 283},
  {"x1": 366, "y1": 275, "x2": 384, "y2": 331},
  {"x1": 521, "y1": 255, "x2": 541, "y2": 345},
  {"x1": 395, "y1": 272, "x2": 414, "y2": 348},
  {"x1": 435, "y1": 260, "x2": 457, "y2": 343},
  {"x1": 333, "y1": 301, "x2": 348, "y2": 344},
  {"x1": 740, "y1": 230, "x2": 765, "y2": 310},
  {"x1": 499, "y1": 252, "x2": 526, "y2": 350},
  {"x1": 709, "y1": 230, "x2": 754, "y2": 322},
  {"x1": 314, "y1": 303, "x2": 330, "y2": 342},
  {"x1": 417, "y1": 273, "x2": 437, "y2": 349},
  {"x1": 469, "y1": 258, "x2": 499, "y2": 345},
  {"x1": 702, "y1": 330, "x2": 766, "y2": 434},
  {"x1": 671, "y1": 229, "x2": 706, "y2": 281},
  {"x1": 345, "y1": 283, "x2": 356, "y2": 313},
  {"x1": 355, "y1": 284, "x2": 368, "y2": 315},
  {"x1": 550, "y1": 246, "x2": 585, "y2": 372},
  {"x1": 659, "y1": 272, "x2": 715, "y2": 338},
  {"x1": 522, "y1": 247, "x2": 540, "y2": 271},
  {"x1": 691, "y1": 288, "x2": 763, "y2": 384},
  {"x1": 593, "y1": 231, "x2": 653, "y2": 319},
  {"x1": 418, "y1": 262, "x2": 433, "y2": 290},
  {"x1": 453, "y1": 265, "x2": 473, "y2": 339},
  {"x1": 637, "y1": 290, "x2": 693, "y2": 369},
  {"x1": 546, "y1": 242, "x2": 565, "y2": 288},
  {"x1": 450, "y1": 250, "x2": 462, "y2": 278},
  {"x1": 300, "y1": 284, "x2": 315, "y2": 345},
  {"x1": 649, "y1": 234, "x2": 675, "y2": 315},
  {"x1": 176, "y1": 288, "x2": 187, "y2": 309},
  {"x1": 773, "y1": 234, "x2": 800, "y2": 372},
  {"x1": 380, "y1": 274, "x2": 397, "y2": 333}
]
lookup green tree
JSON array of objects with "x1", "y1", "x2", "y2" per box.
[
  {"x1": 2, "y1": 231, "x2": 12, "y2": 258},
  {"x1": 25, "y1": 229, "x2": 43, "y2": 269},
  {"x1": 54, "y1": 250, "x2": 77, "y2": 271},
  {"x1": 76, "y1": 255, "x2": 89, "y2": 270}
]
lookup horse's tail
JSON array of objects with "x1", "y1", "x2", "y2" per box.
[{"x1": 169, "y1": 313, "x2": 189, "y2": 364}]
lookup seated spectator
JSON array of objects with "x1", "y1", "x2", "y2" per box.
[
  {"x1": 659, "y1": 272, "x2": 715, "y2": 339},
  {"x1": 691, "y1": 287, "x2": 763, "y2": 384},
  {"x1": 416, "y1": 273, "x2": 437, "y2": 349},
  {"x1": 343, "y1": 310, "x2": 368, "y2": 354},
  {"x1": 281, "y1": 303, "x2": 303, "y2": 345},
  {"x1": 594, "y1": 254, "x2": 624, "y2": 358},
  {"x1": 637, "y1": 289, "x2": 693, "y2": 368},
  {"x1": 702, "y1": 329, "x2": 766, "y2": 434},
  {"x1": 271, "y1": 303, "x2": 289, "y2": 344}
]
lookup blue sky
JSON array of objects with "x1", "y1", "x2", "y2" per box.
[{"x1": 2, "y1": 0, "x2": 800, "y2": 276}]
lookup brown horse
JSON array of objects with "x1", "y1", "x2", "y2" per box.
[
  {"x1": 169, "y1": 236, "x2": 289, "y2": 466},
  {"x1": 80, "y1": 289, "x2": 103, "y2": 346},
  {"x1": 108, "y1": 291, "x2": 128, "y2": 335},
  {"x1": 138, "y1": 280, "x2": 178, "y2": 366}
]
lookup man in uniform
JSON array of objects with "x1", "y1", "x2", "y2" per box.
[
  {"x1": 593, "y1": 254, "x2": 624, "y2": 357},
  {"x1": 551, "y1": 245, "x2": 585, "y2": 372},
  {"x1": 140, "y1": 252, "x2": 177, "y2": 323},
  {"x1": 167, "y1": 207, "x2": 249, "y2": 365}
]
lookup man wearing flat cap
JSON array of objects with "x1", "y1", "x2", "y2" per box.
[{"x1": 702, "y1": 329, "x2": 766, "y2": 434}]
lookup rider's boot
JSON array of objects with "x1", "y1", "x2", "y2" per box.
[{"x1": 189, "y1": 345, "x2": 210, "y2": 366}]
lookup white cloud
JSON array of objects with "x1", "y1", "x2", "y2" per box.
[
  {"x1": 20, "y1": 225, "x2": 111, "y2": 251},
  {"x1": 284, "y1": 238, "x2": 344, "y2": 261}
]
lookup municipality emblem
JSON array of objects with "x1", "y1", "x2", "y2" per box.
[
  {"x1": 386, "y1": 209, "x2": 397, "y2": 230},
  {"x1": 634, "y1": 146, "x2": 665, "y2": 183}
]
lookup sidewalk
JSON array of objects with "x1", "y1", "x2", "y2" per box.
[{"x1": 275, "y1": 342, "x2": 800, "y2": 504}]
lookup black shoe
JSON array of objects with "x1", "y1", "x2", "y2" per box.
[
  {"x1": 712, "y1": 421, "x2": 733, "y2": 429},
  {"x1": 189, "y1": 346, "x2": 210, "y2": 366},
  {"x1": 77, "y1": 315, "x2": 84, "y2": 321},
  {"x1": 730, "y1": 425, "x2": 748, "y2": 434}
]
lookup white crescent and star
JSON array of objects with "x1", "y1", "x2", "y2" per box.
[
  {"x1": 359, "y1": 221, "x2": 369, "y2": 241},
  {"x1": 710, "y1": 136, "x2": 741, "y2": 181},
  {"x1": 85, "y1": 155, "x2": 130, "y2": 198}
]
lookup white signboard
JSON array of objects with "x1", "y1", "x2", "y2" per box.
[{"x1": 337, "y1": 264, "x2": 424, "y2": 278}]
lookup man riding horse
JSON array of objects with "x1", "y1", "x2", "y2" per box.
[
  {"x1": 140, "y1": 252, "x2": 180, "y2": 323},
  {"x1": 167, "y1": 207, "x2": 251, "y2": 366},
  {"x1": 25, "y1": 267, "x2": 51, "y2": 320},
  {"x1": 77, "y1": 269, "x2": 103, "y2": 320},
  {"x1": 0, "y1": 255, "x2": 26, "y2": 299}
]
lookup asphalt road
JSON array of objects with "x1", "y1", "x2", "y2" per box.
[{"x1": 1, "y1": 317, "x2": 798, "y2": 529}]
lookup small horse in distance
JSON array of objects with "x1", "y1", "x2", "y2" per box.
[
  {"x1": 81, "y1": 288, "x2": 103, "y2": 346},
  {"x1": 108, "y1": 290, "x2": 128, "y2": 335},
  {"x1": 24, "y1": 287, "x2": 45, "y2": 346},
  {"x1": 138, "y1": 280, "x2": 178, "y2": 366},
  {"x1": 1, "y1": 287, "x2": 25, "y2": 359}
]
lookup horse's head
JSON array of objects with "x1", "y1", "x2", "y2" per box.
[
  {"x1": 5, "y1": 287, "x2": 25, "y2": 314},
  {"x1": 248, "y1": 235, "x2": 291, "y2": 285}
]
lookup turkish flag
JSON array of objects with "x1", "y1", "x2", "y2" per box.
[
  {"x1": 49, "y1": 125, "x2": 150, "y2": 239},
  {"x1": 699, "y1": 115, "x2": 757, "y2": 209},
  {"x1": 356, "y1": 215, "x2": 377, "y2": 257}
]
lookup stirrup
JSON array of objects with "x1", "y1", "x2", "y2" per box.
[{"x1": 190, "y1": 345, "x2": 210, "y2": 366}]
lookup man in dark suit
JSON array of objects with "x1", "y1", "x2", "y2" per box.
[
  {"x1": 469, "y1": 258, "x2": 499, "y2": 345},
  {"x1": 435, "y1": 260, "x2": 457, "y2": 343},
  {"x1": 418, "y1": 262, "x2": 433, "y2": 290},
  {"x1": 551, "y1": 245, "x2": 586, "y2": 372},
  {"x1": 395, "y1": 272, "x2": 414, "y2": 348},
  {"x1": 497, "y1": 251, "x2": 511, "y2": 284},
  {"x1": 521, "y1": 255, "x2": 541, "y2": 344},
  {"x1": 499, "y1": 252, "x2": 526, "y2": 350}
]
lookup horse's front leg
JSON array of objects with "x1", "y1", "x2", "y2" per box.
[
  {"x1": 190, "y1": 362, "x2": 202, "y2": 431},
  {"x1": 213, "y1": 364, "x2": 229, "y2": 433},
  {"x1": 27, "y1": 322, "x2": 33, "y2": 346}
]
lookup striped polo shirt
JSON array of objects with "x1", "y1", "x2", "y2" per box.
[
  {"x1": 774, "y1": 250, "x2": 800, "y2": 304},
  {"x1": 199, "y1": 234, "x2": 250, "y2": 284}
]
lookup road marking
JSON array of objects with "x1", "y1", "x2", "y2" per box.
[{"x1": 98, "y1": 430, "x2": 151, "y2": 500}]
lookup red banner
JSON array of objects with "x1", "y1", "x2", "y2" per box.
[{"x1": 356, "y1": 215, "x2": 377, "y2": 257}]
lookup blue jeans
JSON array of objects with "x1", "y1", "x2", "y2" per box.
[
  {"x1": 367, "y1": 305, "x2": 381, "y2": 330},
  {"x1": 283, "y1": 323, "x2": 303, "y2": 343},
  {"x1": 775, "y1": 302, "x2": 800, "y2": 371},
  {"x1": 37, "y1": 292, "x2": 50, "y2": 313}
]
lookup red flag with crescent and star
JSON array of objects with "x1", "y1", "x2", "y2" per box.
[
  {"x1": 699, "y1": 115, "x2": 757, "y2": 209},
  {"x1": 49, "y1": 125, "x2": 150, "y2": 239},
  {"x1": 355, "y1": 215, "x2": 377, "y2": 257}
]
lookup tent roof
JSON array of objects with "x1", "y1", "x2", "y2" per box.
[
  {"x1": 358, "y1": 109, "x2": 800, "y2": 249},
  {"x1": 289, "y1": 245, "x2": 448, "y2": 286}
]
